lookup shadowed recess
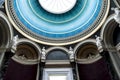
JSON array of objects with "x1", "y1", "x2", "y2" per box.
[
  {"x1": 47, "y1": 50, "x2": 69, "y2": 60},
  {"x1": 4, "y1": 59, "x2": 38, "y2": 80},
  {"x1": 76, "y1": 43, "x2": 99, "y2": 59},
  {"x1": 15, "y1": 44, "x2": 38, "y2": 60},
  {"x1": 78, "y1": 58, "x2": 112, "y2": 80}
]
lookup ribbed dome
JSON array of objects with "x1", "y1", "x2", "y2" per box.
[
  {"x1": 38, "y1": 0, "x2": 77, "y2": 14},
  {"x1": 5, "y1": 0, "x2": 110, "y2": 45}
]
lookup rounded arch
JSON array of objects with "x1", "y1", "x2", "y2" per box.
[
  {"x1": 46, "y1": 47, "x2": 68, "y2": 54},
  {"x1": 101, "y1": 14, "x2": 120, "y2": 78},
  {"x1": 74, "y1": 39, "x2": 101, "y2": 64},
  {"x1": 46, "y1": 47, "x2": 69, "y2": 60},
  {"x1": 101, "y1": 14, "x2": 118, "y2": 51},
  {"x1": 12, "y1": 38, "x2": 41, "y2": 64},
  {"x1": 0, "y1": 11, "x2": 13, "y2": 52}
]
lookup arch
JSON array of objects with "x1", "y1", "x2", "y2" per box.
[
  {"x1": 74, "y1": 39, "x2": 101, "y2": 64},
  {"x1": 0, "y1": 11, "x2": 13, "y2": 53},
  {"x1": 101, "y1": 14, "x2": 120, "y2": 79},
  {"x1": 101, "y1": 14, "x2": 118, "y2": 51},
  {"x1": 46, "y1": 47, "x2": 69, "y2": 60},
  {"x1": 75, "y1": 39, "x2": 112, "y2": 80},
  {"x1": 4, "y1": 39, "x2": 41, "y2": 80},
  {"x1": 12, "y1": 38, "x2": 41, "y2": 64},
  {"x1": 46, "y1": 47, "x2": 69, "y2": 55}
]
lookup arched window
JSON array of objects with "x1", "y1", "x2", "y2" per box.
[
  {"x1": 75, "y1": 39, "x2": 112, "y2": 80},
  {"x1": 42, "y1": 48, "x2": 73, "y2": 80},
  {"x1": 46, "y1": 50, "x2": 69, "y2": 60}
]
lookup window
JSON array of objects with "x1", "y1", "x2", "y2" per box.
[
  {"x1": 43, "y1": 68, "x2": 73, "y2": 80},
  {"x1": 49, "y1": 74, "x2": 67, "y2": 80}
]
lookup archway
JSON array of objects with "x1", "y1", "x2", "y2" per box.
[
  {"x1": 101, "y1": 14, "x2": 120, "y2": 79},
  {"x1": 75, "y1": 39, "x2": 111, "y2": 80},
  {"x1": 0, "y1": 11, "x2": 13, "y2": 70},
  {"x1": 4, "y1": 39, "x2": 41, "y2": 80}
]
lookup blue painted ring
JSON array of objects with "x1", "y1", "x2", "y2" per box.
[{"x1": 6, "y1": 0, "x2": 110, "y2": 45}]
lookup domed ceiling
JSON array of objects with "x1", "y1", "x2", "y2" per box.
[{"x1": 5, "y1": 0, "x2": 110, "y2": 45}]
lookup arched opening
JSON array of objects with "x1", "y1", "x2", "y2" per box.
[
  {"x1": 0, "y1": 18, "x2": 11, "y2": 49},
  {"x1": 45, "y1": 48, "x2": 70, "y2": 67},
  {"x1": 101, "y1": 16, "x2": 118, "y2": 51},
  {"x1": 46, "y1": 50, "x2": 69, "y2": 60},
  {"x1": 4, "y1": 39, "x2": 41, "y2": 80},
  {"x1": 15, "y1": 43, "x2": 39, "y2": 60},
  {"x1": 113, "y1": 25, "x2": 120, "y2": 46},
  {"x1": 76, "y1": 43, "x2": 99, "y2": 59},
  {"x1": 0, "y1": 12, "x2": 13, "y2": 52},
  {"x1": 0, "y1": 12, "x2": 13, "y2": 79},
  {"x1": 101, "y1": 15, "x2": 120, "y2": 79},
  {"x1": 75, "y1": 39, "x2": 112, "y2": 80},
  {"x1": 42, "y1": 48, "x2": 73, "y2": 80}
]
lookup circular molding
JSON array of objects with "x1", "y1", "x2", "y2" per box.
[
  {"x1": 16, "y1": 39, "x2": 41, "y2": 52},
  {"x1": 38, "y1": 0, "x2": 77, "y2": 14},
  {"x1": 0, "y1": 11, "x2": 13, "y2": 52},
  {"x1": 46, "y1": 47, "x2": 68, "y2": 55},
  {"x1": 74, "y1": 39, "x2": 100, "y2": 63},
  {"x1": 5, "y1": 0, "x2": 110, "y2": 45},
  {"x1": 74, "y1": 39, "x2": 96, "y2": 52},
  {"x1": 101, "y1": 14, "x2": 118, "y2": 51},
  {"x1": 113, "y1": 0, "x2": 120, "y2": 8},
  {"x1": 13, "y1": 39, "x2": 41, "y2": 64}
]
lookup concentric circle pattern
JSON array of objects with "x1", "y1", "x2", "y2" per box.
[{"x1": 6, "y1": 0, "x2": 110, "y2": 45}]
